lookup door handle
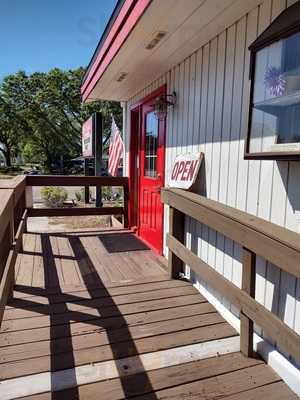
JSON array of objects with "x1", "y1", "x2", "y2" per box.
[{"x1": 154, "y1": 186, "x2": 161, "y2": 193}]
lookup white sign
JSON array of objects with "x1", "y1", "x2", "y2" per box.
[
  {"x1": 82, "y1": 116, "x2": 94, "y2": 158},
  {"x1": 169, "y1": 153, "x2": 203, "y2": 189}
]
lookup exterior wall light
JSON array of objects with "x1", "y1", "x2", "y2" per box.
[{"x1": 153, "y1": 92, "x2": 177, "y2": 120}]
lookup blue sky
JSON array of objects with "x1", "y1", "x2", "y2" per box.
[{"x1": 0, "y1": 0, "x2": 118, "y2": 80}]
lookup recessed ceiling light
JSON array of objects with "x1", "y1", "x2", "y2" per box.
[{"x1": 145, "y1": 31, "x2": 167, "y2": 50}]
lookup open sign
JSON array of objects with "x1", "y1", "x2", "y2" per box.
[{"x1": 169, "y1": 153, "x2": 203, "y2": 189}]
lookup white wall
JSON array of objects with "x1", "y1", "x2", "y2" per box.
[{"x1": 125, "y1": 0, "x2": 300, "y2": 366}]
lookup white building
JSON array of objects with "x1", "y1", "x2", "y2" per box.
[{"x1": 82, "y1": 0, "x2": 300, "y2": 394}]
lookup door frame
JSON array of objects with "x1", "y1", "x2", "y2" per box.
[{"x1": 129, "y1": 84, "x2": 166, "y2": 254}]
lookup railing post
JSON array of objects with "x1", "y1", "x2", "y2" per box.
[
  {"x1": 84, "y1": 158, "x2": 90, "y2": 204},
  {"x1": 8, "y1": 215, "x2": 15, "y2": 302},
  {"x1": 240, "y1": 247, "x2": 256, "y2": 357},
  {"x1": 25, "y1": 185, "x2": 33, "y2": 234},
  {"x1": 168, "y1": 206, "x2": 185, "y2": 279},
  {"x1": 123, "y1": 183, "x2": 129, "y2": 228}
]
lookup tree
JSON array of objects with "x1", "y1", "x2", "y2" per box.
[
  {"x1": 22, "y1": 142, "x2": 42, "y2": 164},
  {"x1": 0, "y1": 68, "x2": 122, "y2": 171},
  {"x1": 0, "y1": 94, "x2": 31, "y2": 166}
]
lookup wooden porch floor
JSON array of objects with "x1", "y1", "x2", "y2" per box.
[{"x1": 0, "y1": 229, "x2": 297, "y2": 399}]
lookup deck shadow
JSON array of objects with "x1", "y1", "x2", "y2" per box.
[
  {"x1": 34, "y1": 232, "x2": 158, "y2": 399},
  {"x1": 40, "y1": 233, "x2": 79, "y2": 400},
  {"x1": 67, "y1": 234, "x2": 157, "y2": 399},
  {"x1": 98, "y1": 232, "x2": 150, "y2": 253},
  {"x1": 7, "y1": 231, "x2": 160, "y2": 398}
]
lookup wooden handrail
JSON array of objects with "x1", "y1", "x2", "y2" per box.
[
  {"x1": 161, "y1": 188, "x2": 300, "y2": 279},
  {"x1": 0, "y1": 190, "x2": 14, "y2": 243},
  {"x1": 26, "y1": 175, "x2": 128, "y2": 187},
  {"x1": 25, "y1": 175, "x2": 129, "y2": 226},
  {"x1": 161, "y1": 187, "x2": 300, "y2": 360},
  {"x1": 0, "y1": 175, "x2": 27, "y2": 205},
  {"x1": 28, "y1": 207, "x2": 124, "y2": 217},
  {"x1": 0, "y1": 177, "x2": 28, "y2": 324}
]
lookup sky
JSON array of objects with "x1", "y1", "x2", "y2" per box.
[{"x1": 0, "y1": 0, "x2": 118, "y2": 80}]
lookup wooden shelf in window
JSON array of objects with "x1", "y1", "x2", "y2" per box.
[{"x1": 254, "y1": 90, "x2": 300, "y2": 116}]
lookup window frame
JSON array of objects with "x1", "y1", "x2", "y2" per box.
[
  {"x1": 144, "y1": 110, "x2": 159, "y2": 178},
  {"x1": 245, "y1": 2, "x2": 300, "y2": 160}
]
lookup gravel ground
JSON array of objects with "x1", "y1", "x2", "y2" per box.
[{"x1": 27, "y1": 215, "x2": 112, "y2": 233}]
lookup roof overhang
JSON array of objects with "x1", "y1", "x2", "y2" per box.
[{"x1": 81, "y1": 0, "x2": 263, "y2": 102}]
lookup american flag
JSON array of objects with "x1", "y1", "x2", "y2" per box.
[{"x1": 108, "y1": 117, "x2": 124, "y2": 176}]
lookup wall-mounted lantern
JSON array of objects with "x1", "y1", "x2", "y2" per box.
[{"x1": 153, "y1": 92, "x2": 177, "y2": 120}]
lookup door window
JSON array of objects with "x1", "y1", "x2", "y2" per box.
[{"x1": 144, "y1": 111, "x2": 158, "y2": 177}]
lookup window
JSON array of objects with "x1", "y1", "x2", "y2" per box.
[
  {"x1": 246, "y1": 2, "x2": 300, "y2": 159},
  {"x1": 144, "y1": 111, "x2": 158, "y2": 177}
]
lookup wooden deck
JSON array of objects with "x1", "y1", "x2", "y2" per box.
[{"x1": 0, "y1": 229, "x2": 297, "y2": 399}]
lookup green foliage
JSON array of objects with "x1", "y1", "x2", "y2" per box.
[
  {"x1": 0, "y1": 91, "x2": 31, "y2": 166},
  {"x1": 0, "y1": 165, "x2": 23, "y2": 174},
  {"x1": 75, "y1": 190, "x2": 82, "y2": 202},
  {"x1": 75, "y1": 188, "x2": 92, "y2": 202},
  {"x1": 22, "y1": 142, "x2": 42, "y2": 164},
  {"x1": 0, "y1": 68, "x2": 122, "y2": 171},
  {"x1": 102, "y1": 186, "x2": 123, "y2": 201},
  {"x1": 41, "y1": 186, "x2": 68, "y2": 208}
]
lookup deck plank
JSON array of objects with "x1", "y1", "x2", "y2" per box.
[
  {"x1": 31, "y1": 234, "x2": 45, "y2": 287},
  {"x1": 13, "y1": 275, "x2": 173, "y2": 298},
  {"x1": 0, "y1": 303, "x2": 215, "y2": 346},
  {"x1": 0, "y1": 294, "x2": 206, "y2": 332},
  {"x1": 0, "y1": 322, "x2": 237, "y2": 379},
  {"x1": 131, "y1": 364, "x2": 282, "y2": 400},
  {"x1": 14, "y1": 353, "x2": 264, "y2": 400},
  {"x1": 8, "y1": 279, "x2": 190, "y2": 308},
  {"x1": 2, "y1": 285, "x2": 199, "y2": 320},
  {"x1": 16, "y1": 234, "x2": 36, "y2": 286},
  {"x1": 0, "y1": 313, "x2": 225, "y2": 363},
  {"x1": 57, "y1": 235, "x2": 82, "y2": 286}
]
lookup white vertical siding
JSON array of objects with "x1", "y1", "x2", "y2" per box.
[{"x1": 125, "y1": 0, "x2": 300, "y2": 363}]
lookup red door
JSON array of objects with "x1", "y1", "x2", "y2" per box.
[{"x1": 138, "y1": 100, "x2": 165, "y2": 254}]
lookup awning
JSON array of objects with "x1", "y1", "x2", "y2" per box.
[{"x1": 81, "y1": 0, "x2": 262, "y2": 103}]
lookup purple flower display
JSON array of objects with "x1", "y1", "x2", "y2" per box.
[{"x1": 264, "y1": 66, "x2": 286, "y2": 97}]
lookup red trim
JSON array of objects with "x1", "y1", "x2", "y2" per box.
[
  {"x1": 129, "y1": 85, "x2": 166, "y2": 255},
  {"x1": 82, "y1": 0, "x2": 135, "y2": 94},
  {"x1": 128, "y1": 105, "x2": 140, "y2": 228},
  {"x1": 81, "y1": 0, "x2": 152, "y2": 101},
  {"x1": 129, "y1": 84, "x2": 167, "y2": 110},
  {"x1": 129, "y1": 85, "x2": 167, "y2": 231}
]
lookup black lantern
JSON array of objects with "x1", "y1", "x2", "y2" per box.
[{"x1": 153, "y1": 92, "x2": 176, "y2": 120}]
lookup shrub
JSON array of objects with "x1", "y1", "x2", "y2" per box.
[
  {"x1": 41, "y1": 186, "x2": 68, "y2": 208},
  {"x1": 102, "y1": 186, "x2": 123, "y2": 201},
  {"x1": 75, "y1": 188, "x2": 92, "y2": 202},
  {"x1": 75, "y1": 190, "x2": 82, "y2": 202}
]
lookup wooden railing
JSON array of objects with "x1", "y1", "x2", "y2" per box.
[
  {"x1": 0, "y1": 175, "x2": 129, "y2": 324},
  {"x1": 161, "y1": 187, "x2": 300, "y2": 361},
  {"x1": 0, "y1": 176, "x2": 27, "y2": 323},
  {"x1": 26, "y1": 175, "x2": 129, "y2": 227}
]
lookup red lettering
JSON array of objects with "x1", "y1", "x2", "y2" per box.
[
  {"x1": 181, "y1": 161, "x2": 191, "y2": 180},
  {"x1": 171, "y1": 162, "x2": 179, "y2": 179},
  {"x1": 175, "y1": 161, "x2": 185, "y2": 180},
  {"x1": 187, "y1": 160, "x2": 199, "y2": 181}
]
